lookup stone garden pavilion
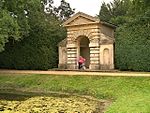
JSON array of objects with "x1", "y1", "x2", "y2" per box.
[{"x1": 58, "y1": 12, "x2": 116, "y2": 70}]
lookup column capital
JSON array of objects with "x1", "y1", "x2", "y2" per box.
[{"x1": 89, "y1": 38, "x2": 100, "y2": 47}]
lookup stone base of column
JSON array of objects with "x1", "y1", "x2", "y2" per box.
[
  {"x1": 100, "y1": 64, "x2": 114, "y2": 70},
  {"x1": 67, "y1": 64, "x2": 77, "y2": 69},
  {"x1": 58, "y1": 64, "x2": 67, "y2": 69},
  {"x1": 89, "y1": 64, "x2": 100, "y2": 70}
]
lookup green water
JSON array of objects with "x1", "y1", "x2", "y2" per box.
[{"x1": 0, "y1": 92, "x2": 102, "y2": 113}]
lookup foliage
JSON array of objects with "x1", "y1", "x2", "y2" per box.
[
  {"x1": 0, "y1": 10, "x2": 20, "y2": 52},
  {"x1": 44, "y1": 0, "x2": 75, "y2": 21},
  {"x1": 98, "y1": 0, "x2": 131, "y2": 25},
  {"x1": 115, "y1": 22, "x2": 150, "y2": 71},
  {"x1": 0, "y1": 15, "x2": 66, "y2": 70},
  {"x1": 54, "y1": 0, "x2": 75, "y2": 21},
  {"x1": 99, "y1": 0, "x2": 150, "y2": 71},
  {"x1": 0, "y1": 0, "x2": 74, "y2": 51},
  {"x1": 98, "y1": 2, "x2": 112, "y2": 22},
  {"x1": 0, "y1": 0, "x2": 70, "y2": 70},
  {"x1": 0, "y1": 0, "x2": 25, "y2": 52},
  {"x1": 114, "y1": 0, "x2": 150, "y2": 71},
  {"x1": 0, "y1": 96, "x2": 99, "y2": 113}
]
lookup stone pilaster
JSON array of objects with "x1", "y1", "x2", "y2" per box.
[
  {"x1": 67, "y1": 47, "x2": 77, "y2": 69},
  {"x1": 89, "y1": 38, "x2": 100, "y2": 70}
]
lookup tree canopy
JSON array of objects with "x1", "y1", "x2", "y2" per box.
[
  {"x1": 0, "y1": 0, "x2": 29, "y2": 52},
  {"x1": 0, "y1": 0, "x2": 74, "y2": 52}
]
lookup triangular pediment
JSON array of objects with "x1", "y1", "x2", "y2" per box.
[{"x1": 63, "y1": 12, "x2": 100, "y2": 26}]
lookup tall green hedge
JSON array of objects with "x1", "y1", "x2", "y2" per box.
[
  {"x1": 115, "y1": 22, "x2": 150, "y2": 71},
  {"x1": 0, "y1": 19, "x2": 66, "y2": 70}
]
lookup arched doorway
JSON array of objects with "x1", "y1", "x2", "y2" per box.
[{"x1": 77, "y1": 36, "x2": 90, "y2": 68}]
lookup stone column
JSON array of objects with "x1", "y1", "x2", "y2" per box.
[
  {"x1": 89, "y1": 38, "x2": 100, "y2": 70},
  {"x1": 66, "y1": 42, "x2": 77, "y2": 69}
]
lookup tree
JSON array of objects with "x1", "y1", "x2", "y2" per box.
[
  {"x1": 99, "y1": 0, "x2": 150, "y2": 71},
  {"x1": 0, "y1": 0, "x2": 30, "y2": 52},
  {"x1": 114, "y1": 0, "x2": 150, "y2": 71},
  {"x1": 115, "y1": 19, "x2": 150, "y2": 71},
  {"x1": 98, "y1": 2, "x2": 112, "y2": 22},
  {"x1": 54, "y1": 0, "x2": 75, "y2": 21},
  {"x1": 0, "y1": 0, "x2": 67, "y2": 70},
  {"x1": 0, "y1": 9, "x2": 20, "y2": 52},
  {"x1": 98, "y1": 0, "x2": 132, "y2": 25}
]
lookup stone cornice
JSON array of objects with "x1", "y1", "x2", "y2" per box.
[
  {"x1": 64, "y1": 22, "x2": 100, "y2": 27},
  {"x1": 101, "y1": 21, "x2": 116, "y2": 29}
]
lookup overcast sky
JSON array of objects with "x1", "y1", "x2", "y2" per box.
[{"x1": 53, "y1": 0, "x2": 113, "y2": 16}]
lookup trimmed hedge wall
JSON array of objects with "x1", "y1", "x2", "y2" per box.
[{"x1": 115, "y1": 22, "x2": 150, "y2": 71}]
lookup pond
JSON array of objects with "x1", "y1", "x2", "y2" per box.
[{"x1": 0, "y1": 91, "x2": 110, "y2": 113}]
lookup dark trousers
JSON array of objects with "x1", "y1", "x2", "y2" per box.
[{"x1": 78, "y1": 62, "x2": 82, "y2": 69}]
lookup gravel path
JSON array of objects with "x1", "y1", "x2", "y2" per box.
[{"x1": 0, "y1": 69, "x2": 150, "y2": 77}]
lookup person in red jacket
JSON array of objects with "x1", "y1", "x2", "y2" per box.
[{"x1": 78, "y1": 56, "x2": 86, "y2": 69}]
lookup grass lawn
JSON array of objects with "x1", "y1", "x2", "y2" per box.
[{"x1": 0, "y1": 73, "x2": 150, "y2": 113}]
